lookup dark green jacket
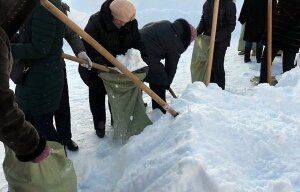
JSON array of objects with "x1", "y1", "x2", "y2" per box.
[{"x1": 11, "y1": 0, "x2": 65, "y2": 115}]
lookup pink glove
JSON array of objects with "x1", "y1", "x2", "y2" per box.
[{"x1": 32, "y1": 145, "x2": 50, "y2": 163}]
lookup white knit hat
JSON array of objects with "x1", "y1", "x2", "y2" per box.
[{"x1": 109, "y1": 0, "x2": 136, "y2": 23}]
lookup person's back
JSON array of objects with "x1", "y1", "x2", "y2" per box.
[
  {"x1": 140, "y1": 19, "x2": 196, "y2": 113},
  {"x1": 141, "y1": 20, "x2": 185, "y2": 60},
  {"x1": 238, "y1": 0, "x2": 275, "y2": 63},
  {"x1": 272, "y1": 0, "x2": 300, "y2": 52},
  {"x1": 238, "y1": 0, "x2": 269, "y2": 42},
  {"x1": 198, "y1": 0, "x2": 236, "y2": 48}
]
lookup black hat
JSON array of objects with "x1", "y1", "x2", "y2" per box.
[{"x1": 172, "y1": 18, "x2": 192, "y2": 51}]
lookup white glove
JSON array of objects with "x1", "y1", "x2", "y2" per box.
[{"x1": 78, "y1": 51, "x2": 93, "y2": 70}]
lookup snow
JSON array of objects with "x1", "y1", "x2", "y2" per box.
[
  {"x1": 112, "y1": 48, "x2": 147, "y2": 73},
  {"x1": 1, "y1": 1, "x2": 300, "y2": 192}
]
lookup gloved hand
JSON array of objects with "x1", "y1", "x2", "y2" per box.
[
  {"x1": 32, "y1": 144, "x2": 50, "y2": 163},
  {"x1": 78, "y1": 51, "x2": 93, "y2": 70}
]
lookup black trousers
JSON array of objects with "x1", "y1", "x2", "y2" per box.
[
  {"x1": 149, "y1": 84, "x2": 166, "y2": 114},
  {"x1": 55, "y1": 66, "x2": 72, "y2": 141},
  {"x1": 79, "y1": 66, "x2": 107, "y2": 130},
  {"x1": 25, "y1": 111, "x2": 60, "y2": 142},
  {"x1": 211, "y1": 46, "x2": 227, "y2": 90},
  {"x1": 259, "y1": 45, "x2": 297, "y2": 83}
]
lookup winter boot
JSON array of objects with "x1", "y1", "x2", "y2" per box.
[
  {"x1": 256, "y1": 47, "x2": 263, "y2": 63},
  {"x1": 95, "y1": 121, "x2": 105, "y2": 138},
  {"x1": 65, "y1": 139, "x2": 79, "y2": 151},
  {"x1": 238, "y1": 50, "x2": 245, "y2": 55},
  {"x1": 244, "y1": 47, "x2": 251, "y2": 63}
]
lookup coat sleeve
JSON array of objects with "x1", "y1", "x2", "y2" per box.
[
  {"x1": 0, "y1": 32, "x2": 45, "y2": 162},
  {"x1": 238, "y1": 0, "x2": 247, "y2": 24},
  {"x1": 64, "y1": 26, "x2": 86, "y2": 56},
  {"x1": 225, "y1": 1, "x2": 237, "y2": 34},
  {"x1": 11, "y1": 5, "x2": 58, "y2": 59},
  {"x1": 165, "y1": 52, "x2": 180, "y2": 87},
  {"x1": 61, "y1": 2, "x2": 85, "y2": 56},
  {"x1": 83, "y1": 16, "x2": 106, "y2": 64},
  {"x1": 197, "y1": 3, "x2": 207, "y2": 35}
]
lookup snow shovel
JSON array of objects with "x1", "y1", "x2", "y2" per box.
[
  {"x1": 41, "y1": 0, "x2": 178, "y2": 117},
  {"x1": 204, "y1": 0, "x2": 219, "y2": 86},
  {"x1": 62, "y1": 53, "x2": 111, "y2": 72},
  {"x1": 169, "y1": 87, "x2": 177, "y2": 98},
  {"x1": 266, "y1": 0, "x2": 273, "y2": 85}
]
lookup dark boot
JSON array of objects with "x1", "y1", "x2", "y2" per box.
[
  {"x1": 95, "y1": 121, "x2": 105, "y2": 138},
  {"x1": 65, "y1": 139, "x2": 79, "y2": 151},
  {"x1": 244, "y1": 47, "x2": 251, "y2": 63},
  {"x1": 256, "y1": 47, "x2": 263, "y2": 63}
]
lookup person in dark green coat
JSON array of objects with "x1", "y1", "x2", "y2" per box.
[
  {"x1": 11, "y1": 0, "x2": 66, "y2": 142},
  {"x1": 1, "y1": 0, "x2": 50, "y2": 163}
]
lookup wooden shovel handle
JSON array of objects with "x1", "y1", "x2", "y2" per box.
[
  {"x1": 267, "y1": 0, "x2": 273, "y2": 84},
  {"x1": 168, "y1": 88, "x2": 178, "y2": 99},
  {"x1": 62, "y1": 53, "x2": 110, "y2": 72},
  {"x1": 204, "y1": 0, "x2": 219, "y2": 86}
]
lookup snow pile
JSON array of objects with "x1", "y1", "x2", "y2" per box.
[
  {"x1": 71, "y1": 67, "x2": 300, "y2": 192},
  {"x1": 112, "y1": 48, "x2": 148, "y2": 73}
]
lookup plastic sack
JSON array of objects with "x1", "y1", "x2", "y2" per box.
[
  {"x1": 190, "y1": 35, "x2": 211, "y2": 83},
  {"x1": 3, "y1": 141, "x2": 77, "y2": 192},
  {"x1": 99, "y1": 68, "x2": 152, "y2": 143}
]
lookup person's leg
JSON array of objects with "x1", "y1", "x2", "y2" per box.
[
  {"x1": 238, "y1": 24, "x2": 246, "y2": 54},
  {"x1": 79, "y1": 66, "x2": 107, "y2": 138},
  {"x1": 251, "y1": 43, "x2": 257, "y2": 56},
  {"x1": 89, "y1": 81, "x2": 107, "y2": 138},
  {"x1": 149, "y1": 83, "x2": 166, "y2": 114},
  {"x1": 33, "y1": 112, "x2": 60, "y2": 142},
  {"x1": 259, "y1": 46, "x2": 279, "y2": 83},
  {"x1": 256, "y1": 42, "x2": 263, "y2": 63},
  {"x1": 244, "y1": 41, "x2": 252, "y2": 63},
  {"x1": 282, "y1": 50, "x2": 297, "y2": 72},
  {"x1": 55, "y1": 66, "x2": 78, "y2": 150},
  {"x1": 211, "y1": 46, "x2": 227, "y2": 90}
]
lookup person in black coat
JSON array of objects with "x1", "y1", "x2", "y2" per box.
[
  {"x1": 79, "y1": 0, "x2": 145, "y2": 138},
  {"x1": 259, "y1": 0, "x2": 300, "y2": 83},
  {"x1": 140, "y1": 19, "x2": 196, "y2": 113},
  {"x1": 197, "y1": 0, "x2": 236, "y2": 90},
  {"x1": 238, "y1": 0, "x2": 276, "y2": 63}
]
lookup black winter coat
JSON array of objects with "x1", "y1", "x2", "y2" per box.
[
  {"x1": 140, "y1": 19, "x2": 191, "y2": 86},
  {"x1": 82, "y1": 0, "x2": 145, "y2": 68},
  {"x1": 272, "y1": 0, "x2": 300, "y2": 52},
  {"x1": 197, "y1": 0, "x2": 236, "y2": 47},
  {"x1": 238, "y1": 0, "x2": 276, "y2": 42}
]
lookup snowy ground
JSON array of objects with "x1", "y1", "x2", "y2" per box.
[
  {"x1": 1, "y1": 44, "x2": 299, "y2": 192},
  {"x1": 1, "y1": 1, "x2": 300, "y2": 192}
]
